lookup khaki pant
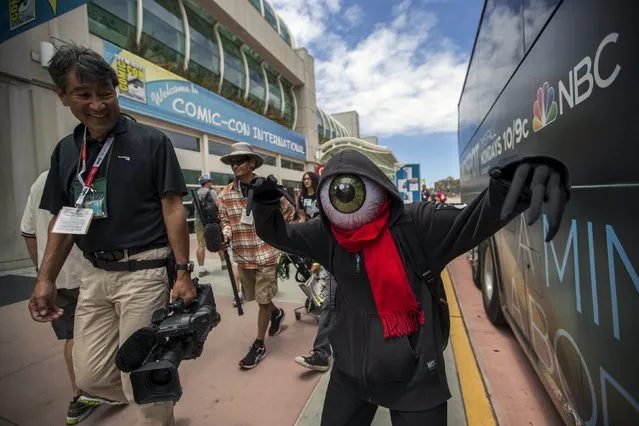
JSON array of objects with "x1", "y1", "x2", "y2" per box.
[{"x1": 73, "y1": 247, "x2": 174, "y2": 425}]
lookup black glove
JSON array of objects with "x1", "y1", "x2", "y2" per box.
[
  {"x1": 249, "y1": 175, "x2": 284, "y2": 205},
  {"x1": 489, "y1": 155, "x2": 570, "y2": 242}
]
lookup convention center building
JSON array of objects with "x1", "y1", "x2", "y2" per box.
[{"x1": 0, "y1": 0, "x2": 396, "y2": 270}]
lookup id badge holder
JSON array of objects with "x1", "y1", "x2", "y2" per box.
[
  {"x1": 72, "y1": 178, "x2": 108, "y2": 219},
  {"x1": 240, "y1": 209, "x2": 254, "y2": 225}
]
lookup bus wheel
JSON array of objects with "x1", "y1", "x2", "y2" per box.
[
  {"x1": 470, "y1": 247, "x2": 481, "y2": 288},
  {"x1": 480, "y1": 243, "x2": 506, "y2": 326}
]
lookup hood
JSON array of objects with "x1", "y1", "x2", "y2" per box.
[{"x1": 317, "y1": 150, "x2": 404, "y2": 227}]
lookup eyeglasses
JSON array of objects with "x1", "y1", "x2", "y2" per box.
[{"x1": 230, "y1": 157, "x2": 249, "y2": 167}]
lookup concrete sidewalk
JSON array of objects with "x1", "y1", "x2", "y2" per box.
[
  {"x1": 0, "y1": 242, "x2": 469, "y2": 425},
  {"x1": 294, "y1": 343, "x2": 466, "y2": 425}
]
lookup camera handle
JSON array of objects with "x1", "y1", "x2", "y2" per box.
[{"x1": 168, "y1": 278, "x2": 199, "y2": 313}]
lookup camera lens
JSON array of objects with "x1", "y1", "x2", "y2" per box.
[{"x1": 150, "y1": 369, "x2": 172, "y2": 386}]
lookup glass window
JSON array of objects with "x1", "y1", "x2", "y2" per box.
[
  {"x1": 475, "y1": 0, "x2": 524, "y2": 124},
  {"x1": 263, "y1": 1, "x2": 279, "y2": 32},
  {"x1": 281, "y1": 159, "x2": 304, "y2": 171},
  {"x1": 181, "y1": 169, "x2": 201, "y2": 203},
  {"x1": 319, "y1": 108, "x2": 331, "y2": 139},
  {"x1": 282, "y1": 179, "x2": 302, "y2": 190},
  {"x1": 265, "y1": 69, "x2": 282, "y2": 116},
  {"x1": 262, "y1": 154, "x2": 277, "y2": 166},
  {"x1": 159, "y1": 128, "x2": 200, "y2": 152},
  {"x1": 140, "y1": 0, "x2": 186, "y2": 75},
  {"x1": 281, "y1": 79, "x2": 295, "y2": 128},
  {"x1": 219, "y1": 27, "x2": 246, "y2": 100},
  {"x1": 249, "y1": 0, "x2": 261, "y2": 12},
  {"x1": 208, "y1": 140, "x2": 232, "y2": 156},
  {"x1": 244, "y1": 47, "x2": 267, "y2": 113},
  {"x1": 523, "y1": 0, "x2": 560, "y2": 52},
  {"x1": 317, "y1": 109, "x2": 326, "y2": 143},
  {"x1": 211, "y1": 172, "x2": 235, "y2": 186},
  {"x1": 279, "y1": 20, "x2": 292, "y2": 46},
  {"x1": 458, "y1": 53, "x2": 480, "y2": 153},
  {"x1": 181, "y1": 168, "x2": 198, "y2": 234},
  {"x1": 88, "y1": 0, "x2": 137, "y2": 51},
  {"x1": 184, "y1": 0, "x2": 220, "y2": 93},
  {"x1": 328, "y1": 117, "x2": 337, "y2": 140}
]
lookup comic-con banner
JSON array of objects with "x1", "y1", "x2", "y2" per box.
[
  {"x1": 103, "y1": 41, "x2": 306, "y2": 160},
  {"x1": 1, "y1": 0, "x2": 88, "y2": 43}
]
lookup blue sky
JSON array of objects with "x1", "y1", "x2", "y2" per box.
[{"x1": 271, "y1": 0, "x2": 484, "y2": 187}]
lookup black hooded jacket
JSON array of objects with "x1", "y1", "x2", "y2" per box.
[{"x1": 252, "y1": 150, "x2": 544, "y2": 411}]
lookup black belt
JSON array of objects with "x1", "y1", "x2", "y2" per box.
[
  {"x1": 85, "y1": 244, "x2": 169, "y2": 272},
  {"x1": 91, "y1": 258, "x2": 169, "y2": 272}
]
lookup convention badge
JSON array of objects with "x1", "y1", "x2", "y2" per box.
[
  {"x1": 240, "y1": 209, "x2": 254, "y2": 225},
  {"x1": 52, "y1": 207, "x2": 94, "y2": 235},
  {"x1": 72, "y1": 178, "x2": 108, "y2": 219},
  {"x1": 84, "y1": 177, "x2": 108, "y2": 219}
]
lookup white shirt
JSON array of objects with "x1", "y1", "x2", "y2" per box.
[{"x1": 20, "y1": 171, "x2": 85, "y2": 289}]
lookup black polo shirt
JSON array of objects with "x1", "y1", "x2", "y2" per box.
[{"x1": 40, "y1": 115, "x2": 187, "y2": 253}]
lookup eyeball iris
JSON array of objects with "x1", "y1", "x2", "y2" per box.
[{"x1": 329, "y1": 174, "x2": 366, "y2": 213}]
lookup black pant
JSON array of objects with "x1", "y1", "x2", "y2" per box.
[{"x1": 320, "y1": 374, "x2": 447, "y2": 426}]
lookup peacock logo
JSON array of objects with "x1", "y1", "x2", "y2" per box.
[{"x1": 532, "y1": 82, "x2": 558, "y2": 132}]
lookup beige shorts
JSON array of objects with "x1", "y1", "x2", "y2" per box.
[{"x1": 238, "y1": 265, "x2": 278, "y2": 305}]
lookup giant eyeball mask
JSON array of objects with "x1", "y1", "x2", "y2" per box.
[{"x1": 320, "y1": 174, "x2": 387, "y2": 230}]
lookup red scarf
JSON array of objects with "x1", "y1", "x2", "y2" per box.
[{"x1": 331, "y1": 200, "x2": 424, "y2": 338}]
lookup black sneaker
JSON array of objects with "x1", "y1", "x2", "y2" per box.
[
  {"x1": 269, "y1": 307, "x2": 286, "y2": 336},
  {"x1": 66, "y1": 396, "x2": 97, "y2": 425},
  {"x1": 294, "y1": 352, "x2": 330, "y2": 372},
  {"x1": 239, "y1": 342, "x2": 267, "y2": 369}
]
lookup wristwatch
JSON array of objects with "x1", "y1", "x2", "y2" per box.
[{"x1": 175, "y1": 261, "x2": 194, "y2": 273}]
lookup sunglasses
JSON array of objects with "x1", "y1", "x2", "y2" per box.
[{"x1": 230, "y1": 156, "x2": 250, "y2": 167}]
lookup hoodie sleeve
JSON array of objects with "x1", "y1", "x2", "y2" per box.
[
  {"x1": 414, "y1": 154, "x2": 569, "y2": 268},
  {"x1": 253, "y1": 202, "x2": 329, "y2": 265}
]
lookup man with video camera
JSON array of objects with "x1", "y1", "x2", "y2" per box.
[{"x1": 30, "y1": 43, "x2": 195, "y2": 425}]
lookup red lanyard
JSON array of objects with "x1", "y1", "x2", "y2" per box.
[{"x1": 75, "y1": 127, "x2": 114, "y2": 208}]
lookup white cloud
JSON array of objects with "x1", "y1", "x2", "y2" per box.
[
  {"x1": 343, "y1": 4, "x2": 363, "y2": 27},
  {"x1": 271, "y1": 0, "x2": 470, "y2": 137}
]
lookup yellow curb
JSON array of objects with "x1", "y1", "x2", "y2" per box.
[{"x1": 442, "y1": 267, "x2": 496, "y2": 426}]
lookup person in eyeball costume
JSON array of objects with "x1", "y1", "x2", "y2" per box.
[{"x1": 249, "y1": 150, "x2": 570, "y2": 426}]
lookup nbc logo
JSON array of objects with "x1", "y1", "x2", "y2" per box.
[{"x1": 532, "y1": 82, "x2": 558, "y2": 132}]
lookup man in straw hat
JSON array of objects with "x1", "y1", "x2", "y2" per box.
[{"x1": 218, "y1": 142, "x2": 295, "y2": 369}]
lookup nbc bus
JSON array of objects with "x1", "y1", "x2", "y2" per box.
[{"x1": 458, "y1": 1, "x2": 638, "y2": 425}]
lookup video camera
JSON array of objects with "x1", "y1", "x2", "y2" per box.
[{"x1": 115, "y1": 280, "x2": 221, "y2": 404}]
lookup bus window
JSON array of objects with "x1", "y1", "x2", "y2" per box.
[
  {"x1": 476, "y1": 0, "x2": 525, "y2": 123},
  {"x1": 523, "y1": 0, "x2": 561, "y2": 52}
]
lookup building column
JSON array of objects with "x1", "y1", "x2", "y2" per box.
[
  {"x1": 293, "y1": 48, "x2": 319, "y2": 166},
  {"x1": 201, "y1": 133, "x2": 209, "y2": 175}
]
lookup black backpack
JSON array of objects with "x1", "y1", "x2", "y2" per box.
[
  {"x1": 200, "y1": 190, "x2": 219, "y2": 225},
  {"x1": 191, "y1": 189, "x2": 222, "y2": 252}
]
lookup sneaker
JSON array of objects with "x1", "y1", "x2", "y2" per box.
[
  {"x1": 295, "y1": 352, "x2": 330, "y2": 372},
  {"x1": 239, "y1": 342, "x2": 267, "y2": 369},
  {"x1": 77, "y1": 392, "x2": 124, "y2": 406},
  {"x1": 198, "y1": 266, "x2": 207, "y2": 277},
  {"x1": 66, "y1": 396, "x2": 97, "y2": 425},
  {"x1": 232, "y1": 293, "x2": 245, "y2": 307},
  {"x1": 269, "y1": 307, "x2": 286, "y2": 336}
]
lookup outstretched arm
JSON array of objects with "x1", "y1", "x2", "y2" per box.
[
  {"x1": 253, "y1": 202, "x2": 329, "y2": 265},
  {"x1": 416, "y1": 154, "x2": 570, "y2": 268}
]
